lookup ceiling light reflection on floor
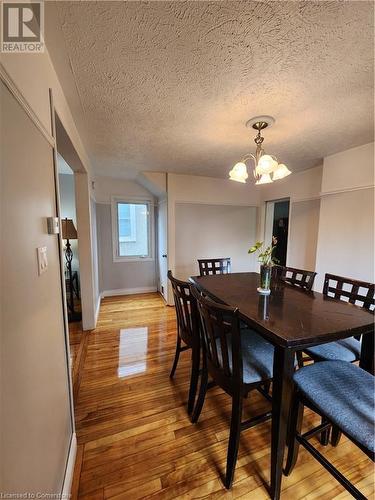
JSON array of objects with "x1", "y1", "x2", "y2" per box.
[{"x1": 118, "y1": 327, "x2": 148, "y2": 378}]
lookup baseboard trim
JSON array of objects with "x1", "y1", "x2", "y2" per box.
[
  {"x1": 62, "y1": 432, "x2": 77, "y2": 498},
  {"x1": 94, "y1": 295, "x2": 101, "y2": 325},
  {"x1": 101, "y1": 286, "x2": 157, "y2": 298}
]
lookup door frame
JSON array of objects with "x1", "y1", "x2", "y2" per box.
[
  {"x1": 49, "y1": 89, "x2": 77, "y2": 495},
  {"x1": 157, "y1": 198, "x2": 169, "y2": 303},
  {"x1": 263, "y1": 197, "x2": 291, "y2": 265}
]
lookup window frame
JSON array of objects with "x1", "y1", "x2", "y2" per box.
[{"x1": 111, "y1": 196, "x2": 154, "y2": 262}]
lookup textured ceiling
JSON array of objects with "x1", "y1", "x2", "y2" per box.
[{"x1": 46, "y1": 1, "x2": 374, "y2": 179}]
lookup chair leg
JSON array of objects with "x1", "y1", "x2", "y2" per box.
[
  {"x1": 320, "y1": 416, "x2": 330, "y2": 445},
  {"x1": 284, "y1": 392, "x2": 303, "y2": 476},
  {"x1": 225, "y1": 392, "x2": 243, "y2": 489},
  {"x1": 191, "y1": 361, "x2": 208, "y2": 423},
  {"x1": 331, "y1": 426, "x2": 342, "y2": 447},
  {"x1": 169, "y1": 334, "x2": 181, "y2": 378},
  {"x1": 296, "y1": 351, "x2": 305, "y2": 369},
  {"x1": 187, "y1": 343, "x2": 200, "y2": 415}
]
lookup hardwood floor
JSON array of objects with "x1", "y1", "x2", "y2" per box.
[{"x1": 70, "y1": 293, "x2": 374, "y2": 499}]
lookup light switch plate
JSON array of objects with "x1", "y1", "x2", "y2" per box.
[
  {"x1": 47, "y1": 217, "x2": 59, "y2": 234},
  {"x1": 37, "y1": 246, "x2": 48, "y2": 275}
]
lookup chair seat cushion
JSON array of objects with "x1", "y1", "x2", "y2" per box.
[
  {"x1": 304, "y1": 337, "x2": 361, "y2": 362},
  {"x1": 294, "y1": 360, "x2": 375, "y2": 453},
  {"x1": 216, "y1": 329, "x2": 274, "y2": 384}
]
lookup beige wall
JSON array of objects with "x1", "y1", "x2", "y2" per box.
[
  {"x1": 287, "y1": 199, "x2": 321, "y2": 271},
  {"x1": 1, "y1": 83, "x2": 72, "y2": 493},
  {"x1": 256, "y1": 165, "x2": 323, "y2": 278},
  {"x1": 2, "y1": 47, "x2": 98, "y2": 332},
  {"x1": 175, "y1": 203, "x2": 258, "y2": 280},
  {"x1": 315, "y1": 142, "x2": 374, "y2": 290},
  {"x1": 321, "y1": 142, "x2": 374, "y2": 193},
  {"x1": 167, "y1": 173, "x2": 260, "y2": 303},
  {"x1": 168, "y1": 145, "x2": 374, "y2": 296},
  {"x1": 259, "y1": 164, "x2": 323, "y2": 204}
]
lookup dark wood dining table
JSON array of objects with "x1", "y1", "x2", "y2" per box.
[{"x1": 189, "y1": 272, "x2": 374, "y2": 499}]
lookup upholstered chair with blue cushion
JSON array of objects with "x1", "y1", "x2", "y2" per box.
[
  {"x1": 284, "y1": 360, "x2": 374, "y2": 499},
  {"x1": 303, "y1": 274, "x2": 374, "y2": 365},
  {"x1": 190, "y1": 284, "x2": 274, "y2": 489},
  {"x1": 300, "y1": 274, "x2": 374, "y2": 446}
]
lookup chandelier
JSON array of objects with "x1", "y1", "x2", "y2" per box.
[{"x1": 229, "y1": 116, "x2": 291, "y2": 184}]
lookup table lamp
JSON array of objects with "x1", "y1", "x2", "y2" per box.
[{"x1": 61, "y1": 218, "x2": 81, "y2": 321}]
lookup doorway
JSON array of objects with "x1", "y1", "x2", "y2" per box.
[
  {"x1": 58, "y1": 154, "x2": 82, "y2": 324},
  {"x1": 265, "y1": 199, "x2": 290, "y2": 266}
]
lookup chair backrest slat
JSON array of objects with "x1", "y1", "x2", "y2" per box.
[
  {"x1": 168, "y1": 270, "x2": 199, "y2": 347},
  {"x1": 198, "y1": 258, "x2": 231, "y2": 276},
  {"x1": 323, "y1": 273, "x2": 375, "y2": 312},
  {"x1": 274, "y1": 265, "x2": 316, "y2": 291},
  {"x1": 190, "y1": 285, "x2": 242, "y2": 387}
]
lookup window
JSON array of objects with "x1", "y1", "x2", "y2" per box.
[
  {"x1": 118, "y1": 203, "x2": 136, "y2": 242},
  {"x1": 112, "y1": 199, "x2": 153, "y2": 260}
]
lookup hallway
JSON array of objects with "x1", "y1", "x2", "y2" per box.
[{"x1": 71, "y1": 294, "x2": 374, "y2": 499}]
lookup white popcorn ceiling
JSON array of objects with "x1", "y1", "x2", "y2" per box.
[{"x1": 48, "y1": 1, "x2": 374, "y2": 179}]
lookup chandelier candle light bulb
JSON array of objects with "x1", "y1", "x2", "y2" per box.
[{"x1": 229, "y1": 116, "x2": 291, "y2": 185}]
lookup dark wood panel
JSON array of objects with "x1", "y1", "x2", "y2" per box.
[{"x1": 190, "y1": 273, "x2": 374, "y2": 347}]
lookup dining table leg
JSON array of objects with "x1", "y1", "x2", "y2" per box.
[
  {"x1": 270, "y1": 346, "x2": 295, "y2": 500},
  {"x1": 359, "y1": 330, "x2": 374, "y2": 375}
]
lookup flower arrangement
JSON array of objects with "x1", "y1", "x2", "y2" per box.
[{"x1": 248, "y1": 236, "x2": 278, "y2": 267}]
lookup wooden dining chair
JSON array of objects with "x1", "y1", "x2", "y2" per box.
[
  {"x1": 301, "y1": 273, "x2": 374, "y2": 445},
  {"x1": 303, "y1": 274, "x2": 374, "y2": 366},
  {"x1": 284, "y1": 360, "x2": 374, "y2": 499},
  {"x1": 190, "y1": 284, "x2": 274, "y2": 489},
  {"x1": 273, "y1": 265, "x2": 317, "y2": 291},
  {"x1": 168, "y1": 270, "x2": 201, "y2": 415},
  {"x1": 198, "y1": 257, "x2": 231, "y2": 276}
]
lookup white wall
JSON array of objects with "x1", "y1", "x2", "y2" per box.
[
  {"x1": 1, "y1": 82, "x2": 72, "y2": 494},
  {"x1": 175, "y1": 203, "x2": 258, "y2": 280},
  {"x1": 94, "y1": 177, "x2": 157, "y2": 295},
  {"x1": 90, "y1": 197, "x2": 100, "y2": 322},
  {"x1": 315, "y1": 142, "x2": 374, "y2": 290}
]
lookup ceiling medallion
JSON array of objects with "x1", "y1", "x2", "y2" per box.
[{"x1": 229, "y1": 115, "x2": 291, "y2": 184}]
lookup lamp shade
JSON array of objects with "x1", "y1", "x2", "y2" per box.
[
  {"x1": 61, "y1": 218, "x2": 77, "y2": 240},
  {"x1": 229, "y1": 162, "x2": 248, "y2": 183},
  {"x1": 257, "y1": 154, "x2": 278, "y2": 174},
  {"x1": 255, "y1": 173, "x2": 273, "y2": 185},
  {"x1": 272, "y1": 163, "x2": 291, "y2": 180}
]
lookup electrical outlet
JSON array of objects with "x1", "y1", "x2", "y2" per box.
[{"x1": 37, "y1": 246, "x2": 48, "y2": 275}]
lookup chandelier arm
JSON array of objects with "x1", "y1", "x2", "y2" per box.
[{"x1": 242, "y1": 153, "x2": 257, "y2": 163}]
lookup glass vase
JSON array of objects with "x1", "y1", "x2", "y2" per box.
[{"x1": 258, "y1": 264, "x2": 272, "y2": 295}]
